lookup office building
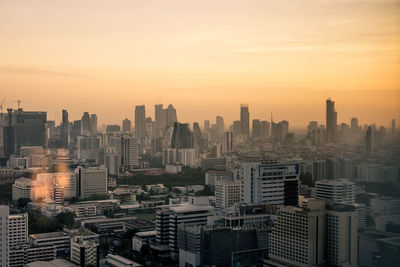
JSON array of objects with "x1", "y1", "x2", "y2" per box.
[
  {"x1": 315, "y1": 179, "x2": 356, "y2": 205},
  {"x1": 61, "y1": 109, "x2": 69, "y2": 147},
  {"x1": 240, "y1": 104, "x2": 250, "y2": 138},
  {"x1": 221, "y1": 131, "x2": 233, "y2": 153},
  {"x1": 29, "y1": 232, "x2": 70, "y2": 257},
  {"x1": 252, "y1": 119, "x2": 261, "y2": 138},
  {"x1": 205, "y1": 170, "x2": 233, "y2": 190},
  {"x1": 325, "y1": 203, "x2": 358, "y2": 266},
  {"x1": 122, "y1": 118, "x2": 131, "y2": 133},
  {"x1": 201, "y1": 158, "x2": 226, "y2": 171},
  {"x1": 0, "y1": 206, "x2": 9, "y2": 266},
  {"x1": 70, "y1": 236, "x2": 99, "y2": 267},
  {"x1": 240, "y1": 161, "x2": 299, "y2": 207},
  {"x1": 106, "y1": 125, "x2": 121, "y2": 134},
  {"x1": 109, "y1": 134, "x2": 139, "y2": 170},
  {"x1": 104, "y1": 146, "x2": 119, "y2": 176},
  {"x1": 177, "y1": 148, "x2": 195, "y2": 166},
  {"x1": 216, "y1": 115, "x2": 224, "y2": 137},
  {"x1": 366, "y1": 126, "x2": 374, "y2": 157},
  {"x1": 326, "y1": 98, "x2": 337, "y2": 143},
  {"x1": 267, "y1": 199, "x2": 358, "y2": 267},
  {"x1": 171, "y1": 123, "x2": 192, "y2": 149},
  {"x1": 76, "y1": 135, "x2": 101, "y2": 161},
  {"x1": 9, "y1": 244, "x2": 56, "y2": 266},
  {"x1": 36, "y1": 172, "x2": 77, "y2": 200},
  {"x1": 178, "y1": 225, "x2": 268, "y2": 267},
  {"x1": 135, "y1": 105, "x2": 146, "y2": 139},
  {"x1": 75, "y1": 165, "x2": 108, "y2": 198},
  {"x1": 260, "y1": 120, "x2": 270, "y2": 138},
  {"x1": 215, "y1": 180, "x2": 240, "y2": 208},
  {"x1": 12, "y1": 177, "x2": 44, "y2": 201},
  {"x1": 267, "y1": 199, "x2": 326, "y2": 267},
  {"x1": 155, "y1": 204, "x2": 214, "y2": 256}
]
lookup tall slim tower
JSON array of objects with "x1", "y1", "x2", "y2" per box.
[
  {"x1": 154, "y1": 104, "x2": 164, "y2": 138},
  {"x1": 135, "y1": 105, "x2": 146, "y2": 139},
  {"x1": 366, "y1": 126, "x2": 374, "y2": 157},
  {"x1": 326, "y1": 99, "x2": 337, "y2": 143},
  {"x1": 240, "y1": 104, "x2": 249, "y2": 138},
  {"x1": 392, "y1": 119, "x2": 396, "y2": 133},
  {"x1": 61, "y1": 109, "x2": 69, "y2": 147}
]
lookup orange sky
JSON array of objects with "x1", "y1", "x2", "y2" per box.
[{"x1": 0, "y1": 0, "x2": 399, "y2": 128}]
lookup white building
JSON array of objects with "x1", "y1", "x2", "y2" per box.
[
  {"x1": 215, "y1": 180, "x2": 240, "y2": 209},
  {"x1": 267, "y1": 199, "x2": 358, "y2": 267},
  {"x1": 0, "y1": 206, "x2": 29, "y2": 266},
  {"x1": 370, "y1": 196, "x2": 400, "y2": 216},
  {"x1": 240, "y1": 161, "x2": 299, "y2": 207},
  {"x1": 268, "y1": 199, "x2": 326, "y2": 267},
  {"x1": 177, "y1": 148, "x2": 195, "y2": 166},
  {"x1": 132, "y1": 230, "x2": 156, "y2": 253},
  {"x1": 155, "y1": 204, "x2": 214, "y2": 257},
  {"x1": 75, "y1": 165, "x2": 108, "y2": 198},
  {"x1": 205, "y1": 170, "x2": 233, "y2": 190},
  {"x1": 12, "y1": 177, "x2": 43, "y2": 201},
  {"x1": 36, "y1": 172, "x2": 77, "y2": 200},
  {"x1": 315, "y1": 179, "x2": 356, "y2": 205}
]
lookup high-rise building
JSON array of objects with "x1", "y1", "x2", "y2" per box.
[
  {"x1": 366, "y1": 126, "x2": 374, "y2": 157},
  {"x1": 165, "y1": 104, "x2": 178, "y2": 128},
  {"x1": 61, "y1": 109, "x2": 69, "y2": 147},
  {"x1": 122, "y1": 118, "x2": 131, "y2": 133},
  {"x1": 0, "y1": 206, "x2": 9, "y2": 266},
  {"x1": 171, "y1": 123, "x2": 193, "y2": 149},
  {"x1": 215, "y1": 180, "x2": 240, "y2": 208},
  {"x1": 221, "y1": 131, "x2": 233, "y2": 153},
  {"x1": 267, "y1": 199, "x2": 326, "y2": 267},
  {"x1": 392, "y1": 118, "x2": 396, "y2": 133},
  {"x1": 240, "y1": 161, "x2": 299, "y2": 207},
  {"x1": 192, "y1": 122, "x2": 201, "y2": 151},
  {"x1": 76, "y1": 135, "x2": 100, "y2": 161},
  {"x1": 252, "y1": 119, "x2": 261, "y2": 138},
  {"x1": 240, "y1": 104, "x2": 249, "y2": 138},
  {"x1": 135, "y1": 105, "x2": 146, "y2": 139},
  {"x1": 325, "y1": 203, "x2": 358, "y2": 266},
  {"x1": 280, "y1": 120, "x2": 289, "y2": 140},
  {"x1": 90, "y1": 114, "x2": 97, "y2": 135},
  {"x1": 203, "y1": 120, "x2": 210, "y2": 134},
  {"x1": 36, "y1": 172, "x2": 77, "y2": 200},
  {"x1": 76, "y1": 165, "x2": 108, "y2": 199},
  {"x1": 216, "y1": 116, "x2": 224, "y2": 137},
  {"x1": 178, "y1": 225, "x2": 268, "y2": 267},
  {"x1": 156, "y1": 204, "x2": 214, "y2": 256},
  {"x1": 315, "y1": 179, "x2": 356, "y2": 204},
  {"x1": 350, "y1": 117, "x2": 359, "y2": 135},
  {"x1": 109, "y1": 134, "x2": 139, "y2": 170},
  {"x1": 326, "y1": 98, "x2": 337, "y2": 143},
  {"x1": 260, "y1": 120, "x2": 270, "y2": 138},
  {"x1": 80, "y1": 112, "x2": 91, "y2": 136}
]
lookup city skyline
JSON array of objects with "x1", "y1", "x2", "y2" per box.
[{"x1": 0, "y1": 0, "x2": 399, "y2": 127}]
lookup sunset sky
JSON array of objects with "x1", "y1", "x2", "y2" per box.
[{"x1": 0, "y1": 0, "x2": 399, "y2": 129}]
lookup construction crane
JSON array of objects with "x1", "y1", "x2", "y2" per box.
[
  {"x1": 0, "y1": 96, "x2": 5, "y2": 114},
  {"x1": 15, "y1": 99, "x2": 22, "y2": 109}
]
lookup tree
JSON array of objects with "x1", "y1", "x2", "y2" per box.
[
  {"x1": 56, "y1": 212, "x2": 75, "y2": 228},
  {"x1": 17, "y1": 198, "x2": 31, "y2": 208}
]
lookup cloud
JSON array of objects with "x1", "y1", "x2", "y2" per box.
[{"x1": 0, "y1": 67, "x2": 88, "y2": 78}]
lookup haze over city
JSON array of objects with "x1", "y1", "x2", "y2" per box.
[{"x1": 1, "y1": 0, "x2": 399, "y2": 127}]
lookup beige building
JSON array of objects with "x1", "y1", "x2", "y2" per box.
[{"x1": 215, "y1": 180, "x2": 240, "y2": 208}]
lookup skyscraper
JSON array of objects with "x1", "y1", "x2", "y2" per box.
[
  {"x1": 80, "y1": 112, "x2": 91, "y2": 136},
  {"x1": 221, "y1": 131, "x2": 233, "y2": 153},
  {"x1": 326, "y1": 99, "x2": 337, "y2": 143},
  {"x1": 350, "y1": 117, "x2": 358, "y2": 135},
  {"x1": 164, "y1": 104, "x2": 177, "y2": 128},
  {"x1": 154, "y1": 104, "x2": 164, "y2": 138},
  {"x1": 171, "y1": 123, "x2": 192, "y2": 149},
  {"x1": 135, "y1": 105, "x2": 146, "y2": 139},
  {"x1": 366, "y1": 126, "x2": 374, "y2": 157},
  {"x1": 122, "y1": 118, "x2": 131, "y2": 133},
  {"x1": 204, "y1": 120, "x2": 210, "y2": 133},
  {"x1": 240, "y1": 104, "x2": 249, "y2": 138},
  {"x1": 216, "y1": 115, "x2": 224, "y2": 137},
  {"x1": 61, "y1": 109, "x2": 69, "y2": 147},
  {"x1": 392, "y1": 118, "x2": 396, "y2": 133},
  {"x1": 90, "y1": 114, "x2": 97, "y2": 135},
  {"x1": 252, "y1": 119, "x2": 261, "y2": 138}
]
